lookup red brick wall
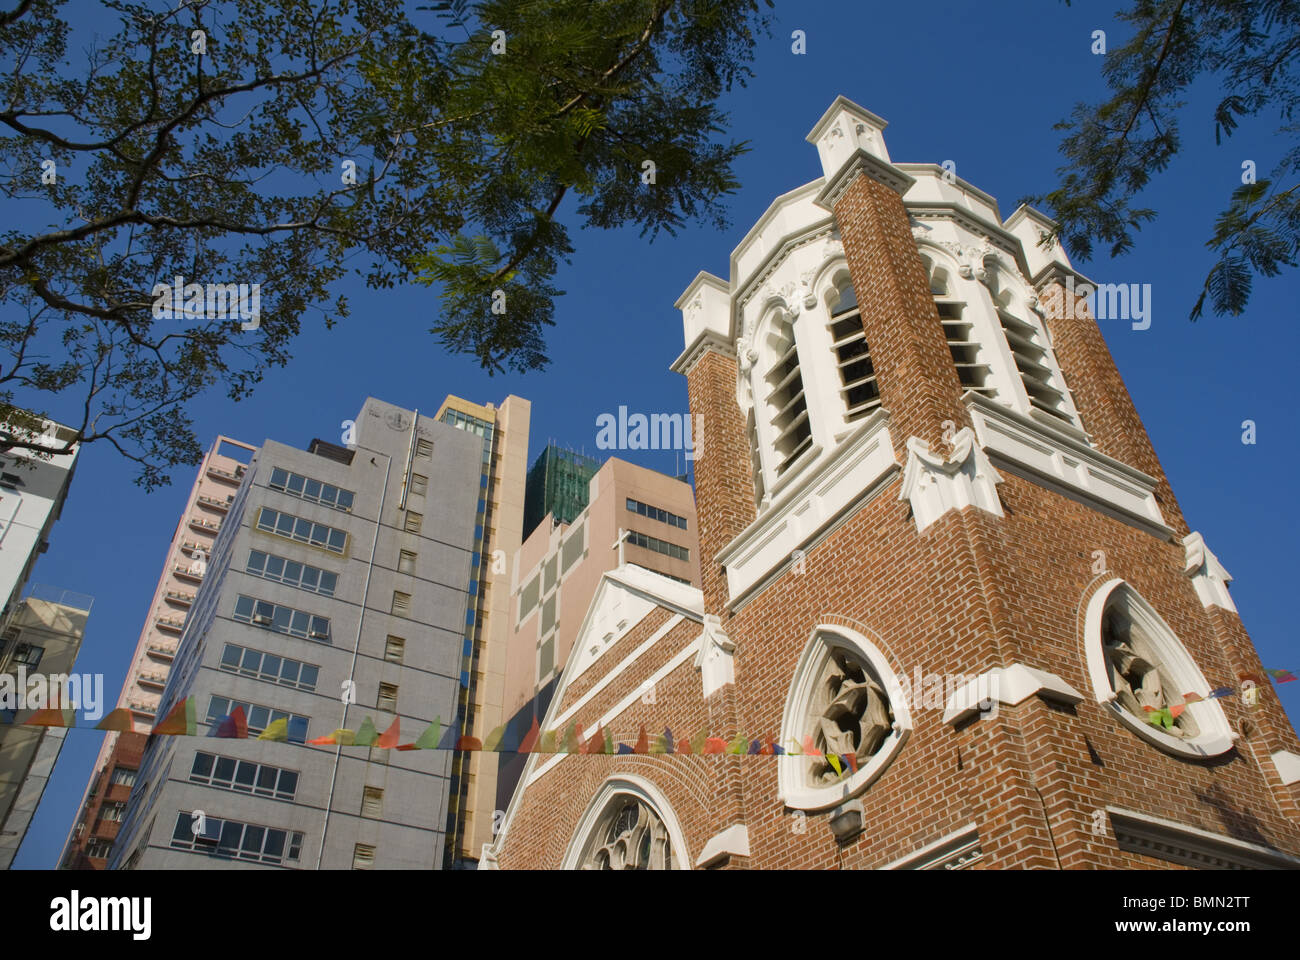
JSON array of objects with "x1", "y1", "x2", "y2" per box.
[{"x1": 495, "y1": 167, "x2": 1300, "y2": 870}]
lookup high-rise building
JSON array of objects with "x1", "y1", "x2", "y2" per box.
[
  {"x1": 495, "y1": 457, "x2": 699, "y2": 820},
  {"x1": 0, "y1": 414, "x2": 80, "y2": 617},
  {"x1": 433, "y1": 394, "x2": 530, "y2": 868},
  {"x1": 486, "y1": 97, "x2": 1300, "y2": 869},
  {"x1": 522, "y1": 444, "x2": 599, "y2": 540},
  {"x1": 108, "y1": 398, "x2": 482, "y2": 869},
  {"x1": 60, "y1": 436, "x2": 255, "y2": 869},
  {"x1": 0, "y1": 588, "x2": 94, "y2": 868}
]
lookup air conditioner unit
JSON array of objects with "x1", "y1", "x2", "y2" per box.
[
  {"x1": 309, "y1": 631, "x2": 329, "y2": 640},
  {"x1": 252, "y1": 615, "x2": 272, "y2": 625}
]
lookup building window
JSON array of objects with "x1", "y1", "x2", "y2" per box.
[
  {"x1": 409, "y1": 473, "x2": 428, "y2": 497},
  {"x1": 256, "y1": 507, "x2": 348, "y2": 554},
  {"x1": 353, "y1": 843, "x2": 376, "y2": 869},
  {"x1": 415, "y1": 438, "x2": 433, "y2": 458},
  {"x1": 110, "y1": 767, "x2": 137, "y2": 788},
  {"x1": 927, "y1": 261, "x2": 995, "y2": 399},
  {"x1": 564, "y1": 780, "x2": 685, "y2": 870},
  {"x1": 85, "y1": 839, "x2": 113, "y2": 859},
  {"x1": 391, "y1": 591, "x2": 411, "y2": 616},
  {"x1": 519, "y1": 574, "x2": 540, "y2": 621},
  {"x1": 779, "y1": 624, "x2": 911, "y2": 811},
  {"x1": 10, "y1": 642, "x2": 43, "y2": 668},
  {"x1": 246, "y1": 550, "x2": 338, "y2": 597},
  {"x1": 268, "y1": 467, "x2": 355, "y2": 512},
  {"x1": 404, "y1": 511, "x2": 423, "y2": 534},
  {"x1": 98, "y1": 802, "x2": 126, "y2": 823},
  {"x1": 189, "y1": 751, "x2": 300, "y2": 801},
  {"x1": 206, "y1": 695, "x2": 309, "y2": 743},
  {"x1": 362, "y1": 786, "x2": 384, "y2": 819},
  {"x1": 170, "y1": 812, "x2": 304, "y2": 865},
  {"x1": 1083, "y1": 580, "x2": 1234, "y2": 758},
  {"x1": 218, "y1": 642, "x2": 319, "y2": 692},
  {"x1": 625, "y1": 498, "x2": 689, "y2": 530},
  {"x1": 826, "y1": 280, "x2": 881, "y2": 423},
  {"x1": 233, "y1": 595, "x2": 331, "y2": 642},
  {"x1": 762, "y1": 310, "x2": 813, "y2": 478},
  {"x1": 378, "y1": 683, "x2": 398, "y2": 712},
  {"x1": 397, "y1": 550, "x2": 417, "y2": 575},
  {"x1": 384, "y1": 636, "x2": 405, "y2": 664},
  {"x1": 625, "y1": 530, "x2": 689, "y2": 562}
]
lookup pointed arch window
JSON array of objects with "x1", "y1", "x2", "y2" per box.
[
  {"x1": 779, "y1": 624, "x2": 911, "y2": 811},
  {"x1": 989, "y1": 278, "x2": 1073, "y2": 424},
  {"x1": 763, "y1": 312, "x2": 813, "y2": 478},
  {"x1": 1083, "y1": 579, "x2": 1235, "y2": 758},
  {"x1": 563, "y1": 777, "x2": 688, "y2": 870},
  {"x1": 826, "y1": 280, "x2": 881, "y2": 423},
  {"x1": 926, "y1": 259, "x2": 996, "y2": 399}
]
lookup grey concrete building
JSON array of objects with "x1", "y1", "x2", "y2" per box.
[{"x1": 108, "y1": 398, "x2": 481, "y2": 869}]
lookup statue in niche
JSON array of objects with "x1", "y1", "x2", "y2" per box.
[
  {"x1": 579, "y1": 798, "x2": 672, "y2": 870},
  {"x1": 810, "y1": 648, "x2": 894, "y2": 783},
  {"x1": 1102, "y1": 605, "x2": 1199, "y2": 738}
]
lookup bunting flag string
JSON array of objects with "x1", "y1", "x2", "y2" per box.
[{"x1": 2, "y1": 670, "x2": 1295, "y2": 764}]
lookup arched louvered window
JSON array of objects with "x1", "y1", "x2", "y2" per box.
[
  {"x1": 990, "y1": 281, "x2": 1072, "y2": 424},
  {"x1": 827, "y1": 280, "x2": 881, "y2": 422},
  {"x1": 927, "y1": 260, "x2": 996, "y2": 399},
  {"x1": 763, "y1": 312, "x2": 813, "y2": 478}
]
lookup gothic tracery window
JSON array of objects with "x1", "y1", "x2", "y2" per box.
[
  {"x1": 578, "y1": 796, "x2": 673, "y2": 870},
  {"x1": 1102, "y1": 592, "x2": 1200, "y2": 739},
  {"x1": 807, "y1": 647, "x2": 895, "y2": 783}
]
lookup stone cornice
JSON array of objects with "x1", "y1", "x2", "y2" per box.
[
  {"x1": 815, "y1": 148, "x2": 916, "y2": 210},
  {"x1": 1107, "y1": 807, "x2": 1300, "y2": 870},
  {"x1": 670, "y1": 329, "x2": 736, "y2": 377}
]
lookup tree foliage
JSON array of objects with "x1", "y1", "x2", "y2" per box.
[
  {"x1": 0, "y1": 0, "x2": 770, "y2": 486},
  {"x1": 1032, "y1": 0, "x2": 1300, "y2": 319}
]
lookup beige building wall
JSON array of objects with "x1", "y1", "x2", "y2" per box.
[
  {"x1": 504, "y1": 457, "x2": 700, "y2": 724},
  {"x1": 435, "y1": 394, "x2": 530, "y2": 864}
]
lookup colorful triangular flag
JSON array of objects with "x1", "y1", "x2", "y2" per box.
[
  {"x1": 353, "y1": 716, "x2": 379, "y2": 747},
  {"x1": 153, "y1": 697, "x2": 195, "y2": 736},
  {"x1": 375, "y1": 716, "x2": 400, "y2": 750},
  {"x1": 257, "y1": 717, "x2": 289, "y2": 741}
]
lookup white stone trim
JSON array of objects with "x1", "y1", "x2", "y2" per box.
[
  {"x1": 716, "y1": 409, "x2": 897, "y2": 606},
  {"x1": 942, "y1": 663, "x2": 1085, "y2": 725},
  {"x1": 561, "y1": 776, "x2": 692, "y2": 870},
  {"x1": 1083, "y1": 579, "x2": 1236, "y2": 759},
  {"x1": 880, "y1": 823, "x2": 983, "y2": 870},
  {"x1": 1183, "y1": 531, "x2": 1237, "y2": 614},
  {"x1": 525, "y1": 637, "x2": 700, "y2": 788},
  {"x1": 966, "y1": 393, "x2": 1172, "y2": 538},
  {"x1": 695, "y1": 823, "x2": 750, "y2": 868},
  {"x1": 1107, "y1": 806, "x2": 1300, "y2": 870},
  {"x1": 1271, "y1": 750, "x2": 1300, "y2": 786},
  {"x1": 778, "y1": 623, "x2": 911, "y2": 812},
  {"x1": 898, "y1": 427, "x2": 1003, "y2": 534},
  {"x1": 694, "y1": 614, "x2": 735, "y2": 699},
  {"x1": 555, "y1": 614, "x2": 684, "y2": 728}
]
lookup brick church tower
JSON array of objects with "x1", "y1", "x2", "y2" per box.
[{"x1": 486, "y1": 97, "x2": 1300, "y2": 870}]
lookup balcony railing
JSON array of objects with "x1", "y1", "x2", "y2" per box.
[
  {"x1": 196, "y1": 494, "x2": 233, "y2": 512},
  {"x1": 137, "y1": 672, "x2": 167, "y2": 689},
  {"x1": 164, "y1": 590, "x2": 194, "y2": 606},
  {"x1": 206, "y1": 464, "x2": 244, "y2": 484},
  {"x1": 155, "y1": 615, "x2": 185, "y2": 633},
  {"x1": 173, "y1": 565, "x2": 204, "y2": 582},
  {"x1": 146, "y1": 642, "x2": 175, "y2": 660},
  {"x1": 188, "y1": 517, "x2": 220, "y2": 533}
]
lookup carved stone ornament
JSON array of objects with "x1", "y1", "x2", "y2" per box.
[
  {"x1": 694, "y1": 613, "x2": 737, "y2": 698},
  {"x1": 1182, "y1": 531, "x2": 1237, "y2": 613},
  {"x1": 898, "y1": 427, "x2": 1004, "y2": 533},
  {"x1": 1102, "y1": 604, "x2": 1200, "y2": 739},
  {"x1": 578, "y1": 798, "x2": 673, "y2": 870},
  {"x1": 808, "y1": 648, "x2": 895, "y2": 785}
]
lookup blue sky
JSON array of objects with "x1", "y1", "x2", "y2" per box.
[{"x1": 11, "y1": 0, "x2": 1299, "y2": 867}]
